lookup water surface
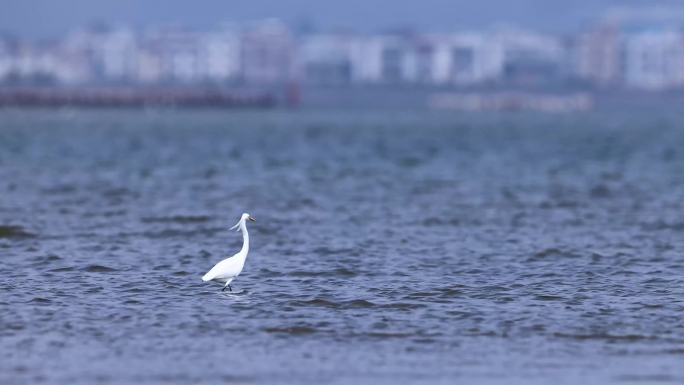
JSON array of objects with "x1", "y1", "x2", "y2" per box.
[{"x1": 1, "y1": 109, "x2": 684, "y2": 384}]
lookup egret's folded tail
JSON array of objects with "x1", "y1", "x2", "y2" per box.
[{"x1": 202, "y1": 272, "x2": 213, "y2": 282}]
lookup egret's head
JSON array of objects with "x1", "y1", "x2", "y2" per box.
[{"x1": 231, "y1": 213, "x2": 255, "y2": 231}]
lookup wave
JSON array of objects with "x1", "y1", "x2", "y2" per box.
[
  {"x1": 141, "y1": 215, "x2": 212, "y2": 224},
  {"x1": 81, "y1": 265, "x2": 118, "y2": 273},
  {"x1": 0, "y1": 225, "x2": 35, "y2": 239}
]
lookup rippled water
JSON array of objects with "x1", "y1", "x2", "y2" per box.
[{"x1": 1, "y1": 109, "x2": 684, "y2": 384}]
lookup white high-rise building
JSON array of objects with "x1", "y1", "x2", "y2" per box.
[
  {"x1": 100, "y1": 28, "x2": 138, "y2": 81},
  {"x1": 135, "y1": 48, "x2": 163, "y2": 84},
  {"x1": 412, "y1": 33, "x2": 503, "y2": 85},
  {"x1": 348, "y1": 37, "x2": 384, "y2": 83},
  {"x1": 201, "y1": 30, "x2": 241, "y2": 82},
  {"x1": 241, "y1": 19, "x2": 295, "y2": 84},
  {"x1": 298, "y1": 34, "x2": 358, "y2": 84},
  {"x1": 575, "y1": 24, "x2": 622, "y2": 85},
  {"x1": 62, "y1": 26, "x2": 136, "y2": 82},
  {"x1": 494, "y1": 29, "x2": 566, "y2": 83},
  {"x1": 150, "y1": 29, "x2": 203, "y2": 83},
  {"x1": 624, "y1": 29, "x2": 684, "y2": 90}
]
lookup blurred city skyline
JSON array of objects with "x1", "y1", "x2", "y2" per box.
[
  {"x1": 2, "y1": 0, "x2": 684, "y2": 38},
  {"x1": 5, "y1": 6, "x2": 684, "y2": 91}
]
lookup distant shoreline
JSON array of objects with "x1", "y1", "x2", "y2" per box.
[
  {"x1": 1, "y1": 85, "x2": 683, "y2": 112},
  {"x1": 0, "y1": 87, "x2": 277, "y2": 109}
]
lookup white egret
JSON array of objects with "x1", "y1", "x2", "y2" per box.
[{"x1": 202, "y1": 213, "x2": 255, "y2": 291}]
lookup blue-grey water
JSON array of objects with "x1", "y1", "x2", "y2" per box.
[{"x1": 1, "y1": 109, "x2": 684, "y2": 385}]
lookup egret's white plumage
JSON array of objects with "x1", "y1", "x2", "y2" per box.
[{"x1": 202, "y1": 213, "x2": 255, "y2": 291}]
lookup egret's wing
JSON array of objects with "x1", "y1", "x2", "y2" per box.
[{"x1": 202, "y1": 254, "x2": 241, "y2": 281}]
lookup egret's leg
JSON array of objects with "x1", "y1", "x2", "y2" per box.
[{"x1": 228, "y1": 285, "x2": 233, "y2": 292}]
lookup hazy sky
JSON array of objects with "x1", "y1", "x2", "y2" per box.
[{"x1": 1, "y1": 0, "x2": 681, "y2": 38}]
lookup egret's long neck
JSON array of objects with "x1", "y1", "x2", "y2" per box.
[{"x1": 239, "y1": 221, "x2": 249, "y2": 255}]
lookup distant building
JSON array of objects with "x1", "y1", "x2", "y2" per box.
[
  {"x1": 298, "y1": 33, "x2": 505, "y2": 86},
  {"x1": 411, "y1": 38, "x2": 436, "y2": 83},
  {"x1": 6, "y1": 15, "x2": 684, "y2": 91},
  {"x1": 298, "y1": 34, "x2": 355, "y2": 84},
  {"x1": 419, "y1": 33, "x2": 503, "y2": 85},
  {"x1": 241, "y1": 20, "x2": 295, "y2": 84},
  {"x1": 624, "y1": 29, "x2": 684, "y2": 90},
  {"x1": 136, "y1": 27, "x2": 241, "y2": 84},
  {"x1": 576, "y1": 8, "x2": 684, "y2": 90},
  {"x1": 201, "y1": 30, "x2": 241, "y2": 82},
  {"x1": 347, "y1": 37, "x2": 384, "y2": 83},
  {"x1": 145, "y1": 29, "x2": 203, "y2": 83},
  {"x1": 377, "y1": 36, "x2": 411, "y2": 83},
  {"x1": 297, "y1": 33, "x2": 405, "y2": 85},
  {"x1": 62, "y1": 26, "x2": 117, "y2": 82},
  {"x1": 134, "y1": 47, "x2": 163, "y2": 84},
  {"x1": 100, "y1": 28, "x2": 138, "y2": 81},
  {"x1": 575, "y1": 24, "x2": 622, "y2": 86},
  {"x1": 0, "y1": 38, "x2": 11, "y2": 80},
  {"x1": 495, "y1": 29, "x2": 566, "y2": 85},
  {"x1": 449, "y1": 33, "x2": 503, "y2": 84},
  {"x1": 0, "y1": 40, "x2": 66, "y2": 85}
]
